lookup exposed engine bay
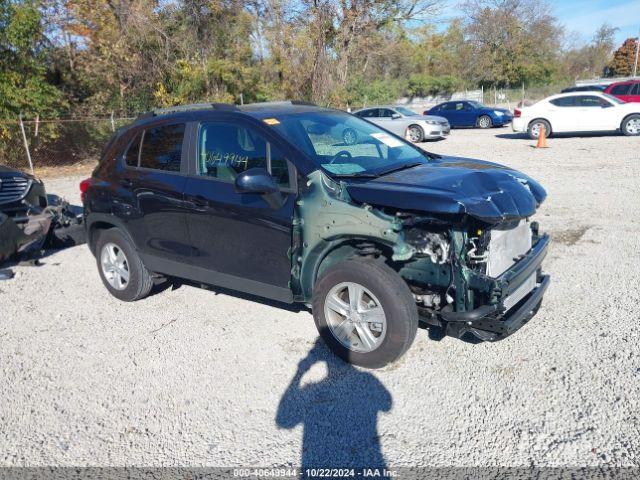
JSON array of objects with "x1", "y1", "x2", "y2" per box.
[{"x1": 292, "y1": 170, "x2": 549, "y2": 342}]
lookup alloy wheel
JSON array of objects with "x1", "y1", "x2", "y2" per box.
[
  {"x1": 342, "y1": 128, "x2": 357, "y2": 145},
  {"x1": 530, "y1": 122, "x2": 543, "y2": 138},
  {"x1": 625, "y1": 118, "x2": 640, "y2": 135},
  {"x1": 407, "y1": 126, "x2": 422, "y2": 143},
  {"x1": 478, "y1": 116, "x2": 491, "y2": 128},
  {"x1": 324, "y1": 282, "x2": 387, "y2": 353},
  {"x1": 100, "y1": 242, "x2": 130, "y2": 291}
]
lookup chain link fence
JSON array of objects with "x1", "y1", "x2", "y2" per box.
[{"x1": 0, "y1": 116, "x2": 134, "y2": 173}]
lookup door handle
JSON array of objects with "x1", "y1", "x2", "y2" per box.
[{"x1": 120, "y1": 178, "x2": 133, "y2": 187}]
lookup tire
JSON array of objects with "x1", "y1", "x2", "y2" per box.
[
  {"x1": 342, "y1": 128, "x2": 357, "y2": 145},
  {"x1": 406, "y1": 124, "x2": 424, "y2": 143},
  {"x1": 621, "y1": 114, "x2": 640, "y2": 136},
  {"x1": 477, "y1": 115, "x2": 492, "y2": 129},
  {"x1": 95, "y1": 228, "x2": 153, "y2": 302},
  {"x1": 312, "y1": 257, "x2": 418, "y2": 369},
  {"x1": 527, "y1": 119, "x2": 552, "y2": 140}
]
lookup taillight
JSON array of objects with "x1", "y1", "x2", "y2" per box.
[
  {"x1": 80, "y1": 178, "x2": 94, "y2": 203},
  {"x1": 514, "y1": 108, "x2": 521, "y2": 118}
]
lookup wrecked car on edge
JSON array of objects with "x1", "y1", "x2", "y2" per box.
[
  {"x1": 1, "y1": 165, "x2": 83, "y2": 277},
  {"x1": 82, "y1": 101, "x2": 550, "y2": 368}
]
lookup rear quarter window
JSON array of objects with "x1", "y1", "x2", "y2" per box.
[
  {"x1": 124, "y1": 132, "x2": 142, "y2": 167},
  {"x1": 139, "y1": 123, "x2": 185, "y2": 172}
]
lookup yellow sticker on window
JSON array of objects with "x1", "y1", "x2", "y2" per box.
[{"x1": 263, "y1": 118, "x2": 280, "y2": 125}]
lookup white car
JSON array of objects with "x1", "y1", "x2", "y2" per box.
[
  {"x1": 512, "y1": 92, "x2": 640, "y2": 139},
  {"x1": 353, "y1": 106, "x2": 450, "y2": 142}
]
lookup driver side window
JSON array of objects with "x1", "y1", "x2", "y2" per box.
[{"x1": 197, "y1": 122, "x2": 292, "y2": 189}]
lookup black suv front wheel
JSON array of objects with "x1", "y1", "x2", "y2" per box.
[
  {"x1": 312, "y1": 257, "x2": 418, "y2": 368},
  {"x1": 95, "y1": 228, "x2": 154, "y2": 302}
]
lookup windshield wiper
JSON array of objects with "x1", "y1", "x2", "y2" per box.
[
  {"x1": 376, "y1": 162, "x2": 424, "y2": 176},
  {"x1": 331, "y1": 172, "x2": 379, "y2": 178}
]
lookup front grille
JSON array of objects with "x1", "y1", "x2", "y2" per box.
[
  {"x1": 486, "y1": 220, "x2": 532, "y2": 278},
  {"x1": 0, "y1": 177, "x2": 30, "y2": 204}
]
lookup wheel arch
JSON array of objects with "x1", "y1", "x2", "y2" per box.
[
  {"x1": 298, "y1": 236, "x2": 396, "y2": 302},
  {"x1": 86, "y1": 214, "x2": 137, "y2": 255}
]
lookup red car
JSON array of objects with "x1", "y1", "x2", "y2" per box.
[{"x1": 604, "y1": 80, "x2": 640, "y2": 102}]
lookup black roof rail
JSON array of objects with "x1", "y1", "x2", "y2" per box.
[
  {"x1": 136, "y1": 102, "x2": 239, "y2": 120},
  {"x1": 242, "y1": 100, "x2": 318, "y2": 108}
]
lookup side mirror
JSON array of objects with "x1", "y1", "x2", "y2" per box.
[
  {"x1": 391, "y1": 113, "x2": 401, "y2": 119},
  {"x1": 601, "y1": 102, "x2": 613, "y2": 108},
  {"x1": 234, "y1": 167, "x2": 278, "y2": 195}
]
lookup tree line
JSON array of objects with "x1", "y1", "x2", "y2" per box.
[{"x1": 1, "y1": 0, "x2": 638, "y2": 121}]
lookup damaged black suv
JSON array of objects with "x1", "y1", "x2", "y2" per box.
[{"x1": 83, "y1": 101, "x2": 550, "y2": 368}]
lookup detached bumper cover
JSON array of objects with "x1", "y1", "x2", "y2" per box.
[{"x1": 439, "y1": 234, "x2": 550, "y2": 340}]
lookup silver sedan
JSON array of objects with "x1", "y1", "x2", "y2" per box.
[{"x1": 353, "y1": 106, "x2": 450, "y2": 142}]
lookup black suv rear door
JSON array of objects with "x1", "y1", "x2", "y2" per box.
[
  {"x1": 182, "y1": 117, "x2": 297, "y2": 302},
  {"x1": 120, "y1": 122, "x2": 192, "y2": 267}
]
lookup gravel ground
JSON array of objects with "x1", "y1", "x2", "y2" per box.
[{"x1": 1, "y1": 128, "x2": 639, "y2": 468}]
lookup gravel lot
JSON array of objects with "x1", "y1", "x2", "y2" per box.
[{"x1": 1, "y1": 128, "x2": 639, "y2": 468}]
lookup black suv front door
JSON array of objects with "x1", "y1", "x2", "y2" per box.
[{"x1": 182, "y1": 119, "x2": 297, "y2": 302}]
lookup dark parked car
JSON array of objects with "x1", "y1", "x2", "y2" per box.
[
  {"x1": 0, "y1": 165, "x2": 47, "y2": 216},
  {"x1": 0, "y1": 165, "x2": 83, "y2": 265},
  {"x1": 560, "y1": 85, "x2": 607, "y2": 93},
  {"x1": 604, "y1": 80, "x2": 640, "y2": 103},
  {"x1": 82, "y1": 101, "x2": 550, "y2": 368},
  {"x1": 424, "y1": 100, "x2": 513, "y2": 128}
]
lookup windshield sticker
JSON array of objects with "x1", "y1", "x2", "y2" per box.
[
  {"x1": 322, "y1": 163, "x2": 366, "y2": 175},
  {"x1": 263, "y1": 118, "x2": 280, "y2": 125},
  {"x1": 370, "y1": 132, "x2": 404, "y2": 148}
]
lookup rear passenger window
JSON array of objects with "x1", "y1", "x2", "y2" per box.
[
  {"x1": 574, "y1": 96, "x2": 604, "y2": 107},
  {"x1": 610, "y1": 84, "x2": 631, "y2": 95},
  {"x1": 198, "y1": 122, "x2": 291, "y2": 189},
  {"x1": 358, "y1": 109, "x2": 378, "y2": 118},
  {"x1": 124, "y1": 132, "x2": 142, "y2": 167},
  {"x1": 631, "y1": 84, "x2": 640, "y2": 95},
  {"x1": 139, "y1": 124, "x2": 185, "y2": 172},
  {"x1": 550, "y1": 97, "x2": 575, "y2": 107}
]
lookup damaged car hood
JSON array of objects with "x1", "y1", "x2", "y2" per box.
[{"x1": 344, "y1": 156, "x2": 546, "y2": 223}]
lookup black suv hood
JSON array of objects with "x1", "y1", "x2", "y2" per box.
[{"x1": 344, "y1": 156, "x2": 546, "y2": 223}]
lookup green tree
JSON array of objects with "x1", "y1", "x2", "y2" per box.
[
  {"x1": 0, "y1": 0, "x2": 62, "y2": 118},
  {"x1": 461, "y1": 0, "x2": 564, "y2": 87}
]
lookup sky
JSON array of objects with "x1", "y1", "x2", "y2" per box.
[
  {"x1": 435, "y1": 0, "x2": 639, "y2": 46},
  {"x1": 553, "y1": 0, "x2": 640, "y2": 44}
]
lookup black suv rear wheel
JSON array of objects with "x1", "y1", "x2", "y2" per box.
[
  {"x1": 312, "y1": 257, "x2": 418, "y2": 368},
  {"x1": 95, "y1": 228, "x2": 153, "y2": 302}
]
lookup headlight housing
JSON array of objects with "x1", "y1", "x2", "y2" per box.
[{"x1": 493, "y1": 111, "x2": 504, "y2": 116}]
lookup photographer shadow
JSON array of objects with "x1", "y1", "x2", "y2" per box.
[{"x1": 276, "y1": 336, "x2": 391, "y2": 474}]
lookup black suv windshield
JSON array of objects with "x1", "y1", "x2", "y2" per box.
[{"x1": 265, "y1": 110, "x2": 432, "y2": 177}]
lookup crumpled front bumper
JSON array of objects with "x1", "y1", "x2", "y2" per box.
[{"x1": 439, "y1": 234, "x2": 550, "y2": 341}]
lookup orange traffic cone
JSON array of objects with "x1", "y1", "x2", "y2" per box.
[{"x1": 536, "y1": 125, "x2": 549, "y2": 148}]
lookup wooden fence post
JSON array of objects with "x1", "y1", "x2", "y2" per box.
[{"x1": 18, "y1": 114, "x2": 34, "y2": 175}]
